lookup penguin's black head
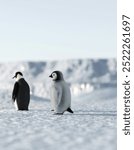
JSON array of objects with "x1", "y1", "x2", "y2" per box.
[
  {"x1": 13, "y1": 71, "x2": 23, "y2": 79},
  {"x1": 49, "y1": 71, "x2": 64, "y2": 81}
]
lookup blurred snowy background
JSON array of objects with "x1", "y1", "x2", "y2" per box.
[
  {"x1": 0, "y1": 58, "x2": 117, "y2": 150},
  {"x1": 0, "y1": 58, "x2": 116, "y2": 98}
]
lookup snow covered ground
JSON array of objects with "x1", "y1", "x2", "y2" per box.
[
  {"x1": 0, "y1": 59, "x2": 116, "y2": 150},
  {"x1": 0, "y1": 87, "x2": 116, "y2": 150}
]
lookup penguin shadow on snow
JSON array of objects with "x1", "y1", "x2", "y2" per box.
[{"x1": 64, "y1": 110, "x2": 117, "y2": 116}]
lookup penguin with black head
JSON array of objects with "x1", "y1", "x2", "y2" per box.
[
  {"x1": 12, "y1": 72, "x2": 30, "y2": 111},
  {"x1": 49, "y1": 70, "x2": 73, "y2": 115}
]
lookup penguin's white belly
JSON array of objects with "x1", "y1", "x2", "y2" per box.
[{"x1": 14, "y1": 100, "x2": 18, "y2": 110}]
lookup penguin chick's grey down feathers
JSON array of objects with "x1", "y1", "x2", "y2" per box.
[{"x1": 49, "y1": 71, "x2": 73, "y2": 114}]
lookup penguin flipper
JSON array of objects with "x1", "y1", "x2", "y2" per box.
[
  {"x1": 12, "y1": 82, "x2": 19, "y2": 101},
  {"x1": 67, "y1": 108, "x2": 74, "y2": 113}
]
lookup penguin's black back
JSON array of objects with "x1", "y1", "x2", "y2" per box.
[{"x1": 17, "y1": 78, "x2": 30, "y2": 110}]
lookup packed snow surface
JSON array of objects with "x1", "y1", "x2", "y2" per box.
[{"x1": 0, "y1": 59, "x2": 116, "y2": 150}]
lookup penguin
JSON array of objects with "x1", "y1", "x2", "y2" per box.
[
  {"x1": 12, "y1": 72, "x2": 30, "y2": 111},
  {"x1": 49, "y1": 70, "x2": 73, "y2": 115}
]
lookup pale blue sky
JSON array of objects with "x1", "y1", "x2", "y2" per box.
[{"x1": 0, "y1": 0, "x2": 116, "y2": 62}]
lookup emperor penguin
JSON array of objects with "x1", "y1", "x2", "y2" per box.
[
  {"x1": 49, "y1": 70, "x2": 73, "y2": 115},
  {"x1": 12, "y1": 72, "x2": 30, "y2": 111}
]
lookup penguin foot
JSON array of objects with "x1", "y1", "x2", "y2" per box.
[
  {"x1": 53, "y1": 113, "x2": 63, "y2": 115},
  {"x1": 67, "y1": 108, "x2": 74, "y2": 113}
]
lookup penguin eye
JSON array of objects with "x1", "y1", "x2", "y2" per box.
[
  {"x1": 52, "y1": 73, "x2": 56, "y2": 77},
  {"x1": 52, "y1": 73, "x2": 57, "y2": 80}
]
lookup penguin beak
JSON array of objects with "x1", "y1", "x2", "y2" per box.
[
  {"x1": 12, "y1": 76, "x2": 16, "y2": 79},
  {"x1": 49, "y1": 74, "x2": 52, "y2": 78}
]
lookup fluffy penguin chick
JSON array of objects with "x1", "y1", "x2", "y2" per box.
[{"x1": 49, "y1": 71, "x2": 73, "y2": 115}]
